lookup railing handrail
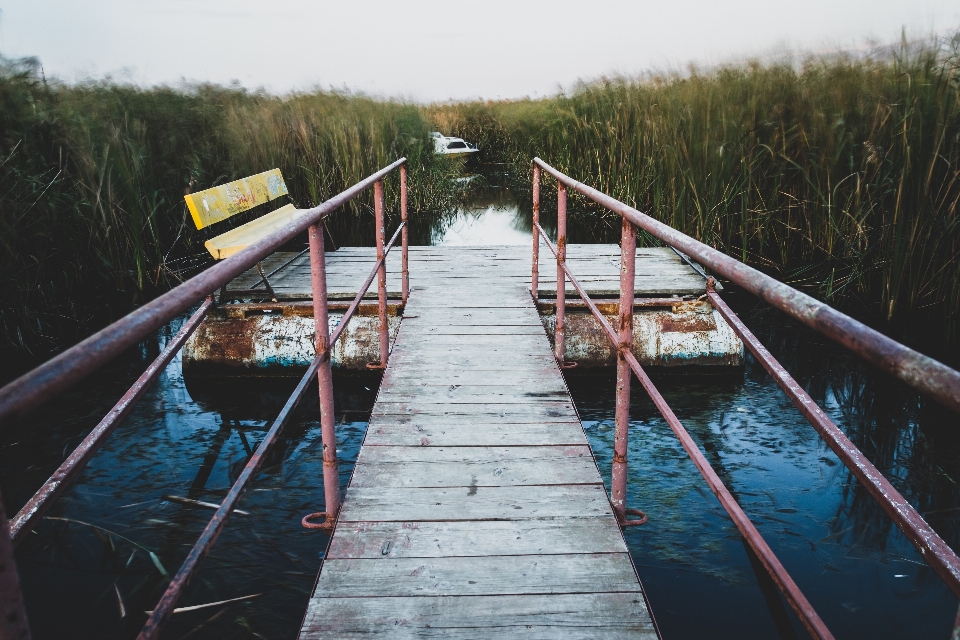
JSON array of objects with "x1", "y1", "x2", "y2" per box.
[
  {"x1": 137, "y1": 219, "x2": 407, "y2": 640},
  {"x1": 0, "y1": 157, "x2": 408, "y2": 429},
  {"x1": 534, "y1": 221, "x2": 833, "y2": 639},
  {"x1": 533, "y1": 157, "x2": 960, "y2": 414}
]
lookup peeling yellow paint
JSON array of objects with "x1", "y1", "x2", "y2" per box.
[{"x1": 184, "y1": 168, "x2": 288, "y2": 229}]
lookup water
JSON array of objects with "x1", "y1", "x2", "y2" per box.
[
  {"x1": 432, "y1": 182, "x2": 531, "y2": 246},
  {"x1": 3, "y1": 178, "x2": 959, "y2": 638},
  {"x1": 569, "y1": 302, "x2": 960, "y2": 638}
]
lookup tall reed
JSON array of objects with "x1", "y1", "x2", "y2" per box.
[
  {"x1": 0, "y1": 62, "x2": 456, "y2": 371},
  {"x1": 429, "y1": 34, "x2": 960, "y2": 356}
]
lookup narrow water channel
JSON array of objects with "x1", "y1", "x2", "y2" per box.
[{"x1": 2, "y1": 177, "x2": 958, "y2": 638}]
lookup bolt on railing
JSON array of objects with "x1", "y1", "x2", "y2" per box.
[{"x1": 0, "y1": 159, "x2": 410, "y2": 640}]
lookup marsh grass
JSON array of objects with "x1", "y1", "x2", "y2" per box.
[
  {"x1": 429, "y1": 34, "x2": 960, "y2": 357},
  {"x1": 0, "y1": 61, "x2": 460, "y2": 371}
]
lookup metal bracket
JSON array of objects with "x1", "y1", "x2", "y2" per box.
[
  {"x1": 621, "y1": 508, "x2": 648, "y2": 527},
  {"x1": 669, "y1": 246, "x2": 723, "y2": 291},
  {"x1": 255, "y1": 262, "x2": 278, "y2": 302},
  {"x1": 301, "y1": 511, "x2": 336, "y2": 530}
]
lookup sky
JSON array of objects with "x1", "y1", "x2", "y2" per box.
[{"x1": 2, "y1": 0, "x2": 959, "y2": 102}]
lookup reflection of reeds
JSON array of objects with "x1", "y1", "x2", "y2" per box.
[
  {"x1": 0, "y1": 63, "x2": 460, "y2": 369},
  {"x1": 429, "y1": 33, "x2": 960, "y2": 355}
]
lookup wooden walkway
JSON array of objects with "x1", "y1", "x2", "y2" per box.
[
  {"x1": 227, "y1": 244, "x2": 707, "y2": 300},
  {"x1": 298, "y1": 247, "x2": 658, "y2": 638}
]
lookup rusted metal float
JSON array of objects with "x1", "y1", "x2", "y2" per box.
[{"x1": 182, "y1": 245, "x2": 743, "y2": 376}]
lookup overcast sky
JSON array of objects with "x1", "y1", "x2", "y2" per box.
[{"x1": 2, "y1": 1, "x2": 959, "y2": 102}]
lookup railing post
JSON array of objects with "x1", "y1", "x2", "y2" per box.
[
  {"x1": 531, "y1": 164, "x2": 540, "y2": 299},
  {"x1": 612, "y1": 218, "x2": 636, "y2": 524},
  {"x1": 400, "y1": 164, "x2": 409, "y2": 305},
  {"x1": 0, "y1": 491, "x2": 31, "y2": 640},
  {"x1": 374, "y1": 180, "x2": 389, "y2": 368},
  {"x1": 554, "y1": 182, "x2": 567, "y2": 364},
  {"x1": 308, "y1": 223, "x2": 341, "y2": 525}
]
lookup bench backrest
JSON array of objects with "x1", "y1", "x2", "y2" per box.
[{"x1": 184, "y1": 168, "x2": 289, "y2": 230}]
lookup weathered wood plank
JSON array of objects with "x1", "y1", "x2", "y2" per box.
[
  {"x1": 314, "y1": 553, "x2": 639, "y2": 597},
  {"x1": 326, "y1": 519, "x2": 628, "y2": 559},
  {"x1": 349, "y1": 457, "x2": 599, "y2": 488},
  {"x1": 299, "y1": 244, "x2": 656, "y2": 638},
  {"x1": 370, "y1": 403, "x2": 578, "y2": 420},
  {"x1": 363, "y1": 420, "x2": 587, "y2": 447},
  {"x1": 337, "y1": 484, "x2": 612, "y2": 521},
  {"x1": 299, "y1": 593, "x2": 657, "y2": 639},
  {"x1": 381, "y1": 370, "x2": 564, "y2": 386},
  {"x1": 376, "y1": 385, "x2": 569, "y2": 402},
  {"x1": 349, "y1": 446, "x2": 599, "y2": 488}
]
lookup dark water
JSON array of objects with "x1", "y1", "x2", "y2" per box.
[
  {"x1": 570, "y1": 296, "x2": 960, "y2": 639},
  {"x1": 3, "y1": 179, "x2": 959, "y2": 639}
]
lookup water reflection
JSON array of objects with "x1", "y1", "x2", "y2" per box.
[
  {"x1": 433, "y1": 183, "x2": 531, "y2": 245},
  {"x1": 570, "y1": 294, "x2": 959, "y2": 639},
  {"x1": 2, "y1": 178, "x2": 959, "y2": 639},
  {"x1": 0, "y1": 313, "x2": 380, "y2": 639}
]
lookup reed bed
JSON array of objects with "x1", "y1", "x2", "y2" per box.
[
  {"x1": 4, "y1": 33, "x2": 959, "y2": 368},
  {"x1": 428, "y1": 34, "x2": 960, "y2": 358},
  {"x1": 0, "y1": 61, "x2": 458, "y2": 371}
]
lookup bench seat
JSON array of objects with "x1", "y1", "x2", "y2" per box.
[{"x1": 203, "y1": 203, "x2": 301, "y2": 259}]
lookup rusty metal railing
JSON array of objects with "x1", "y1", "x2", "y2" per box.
[
  {"x1": 0, "y1": 160, "x2": 409, "y2": 640},
  {"x1": 533, "y1": 156, "x2": 960, "y2": 639}
]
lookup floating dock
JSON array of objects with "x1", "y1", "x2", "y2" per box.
[
  {"x1": 184, "y1": 245, "x2": 742, "y2": 375},
  {"x1": 298, "y1": 245, "x2": 659, "y2": 637}
]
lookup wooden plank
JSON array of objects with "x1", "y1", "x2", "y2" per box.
[
  {"x1": 349, "y1": 457, "x2": 599, "y2": 488},
  {"x1": 184, "y1": 168, "x2": 287, "y2": 229},
  {"x1": 314, "y1": 553, "x2": 639, "y2": 597},
  {"x1": 327, "y1": 519, "x2": 628, "y2": 559},
  {"x1": 381, "y1": 369, "x2": 563, "y2": 386},
  {"x1": 337, "y1": 484, "x2": 612, "y2": 521},
  {"x1": 349, "y1": 446, "x2": 599, "y2": 488},
  {"x1": 300, "y1": 244, "x2": 656, "y2": 637},
  {"x1": 363, "y1": 420, "x2": 586, "y2": 447},
  {"x1": 376, "y1": 385, "x2": 569, "y2": 401},
  {"x1": 370, "y1": 403, "x2": 578, "y2": 420},
  {"x1": 300, "y1": 593, "x2": 657, "y2": 639},
  {"x1": 204, "y1": 203, "x2": 299, "y2": 259}
]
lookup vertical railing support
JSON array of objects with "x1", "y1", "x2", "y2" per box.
[
  {"x1": 554, "y1": 182, "x2": 567, "y2": 365},
  {"x1": 373, "y1": 180, "x2": 389, "y2": 368},
  {"x1": 0, "y1": 492, "x2": 30, "y2": 640},
  {"x1": 400, "y1": 164, "x2": 409, "y2": 305},
  {"x1": 531, "y1": 164, "x2": 541, "y2": 299},
  {"x1": 308, "y1": 223, "x2": 341, "y2": 526},
  {"x1": 612, "y1": 218, "x2": 636, "y2": 524}
]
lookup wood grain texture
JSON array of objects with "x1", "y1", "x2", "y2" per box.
[
  {"x1": 298, "y1": 245, "x2": 656, "y2": 638},
  {"x1": 364, "y1": 420, "x2": 586, "y2": 447},
  {"x1": 314, "y1": 553, "x2": 639, "y2": 597},
  {"x1": 227, "y1": 245, "x2": 704, "y2": 299},
  {"x1": 326, "y1": 519, "x2": 629, "y2": 558},
  {"x1": 300, "y1": 593, "x2": 657, "y2": 639}
]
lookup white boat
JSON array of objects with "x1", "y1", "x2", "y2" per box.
[{"x1": 431, "y1": 131, "x2": 480, "y2": 156}]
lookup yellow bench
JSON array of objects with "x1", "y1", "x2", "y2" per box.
[{"x1": 184, "y1": 168, "x2": 300, "y2": 298}]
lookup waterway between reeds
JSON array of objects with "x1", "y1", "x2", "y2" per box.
[{"x1": 2, "y1": 178, "x2": 958, "y2": 639}]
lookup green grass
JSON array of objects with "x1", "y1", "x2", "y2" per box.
[
  {"x1": 0, "y1": 61, "x2": 460, "y2": 370},
  {"x1": 429, "y1": 33, "x2": 960, "y2": 357}
]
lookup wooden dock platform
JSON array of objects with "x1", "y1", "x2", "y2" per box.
[
  {"x1": 298, "y1": 247, "x2": 659, "y2": 638},
  {"x1": 187, "y1": 245, "x2": 741, "y2": 375}
]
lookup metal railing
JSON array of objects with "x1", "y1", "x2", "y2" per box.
[
  {"x1": 0, "y1": 159, "x2": 410, "y2": 640},
  {"x1": 532, "y1": 157, "x2": 960, "y2": 640}
]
